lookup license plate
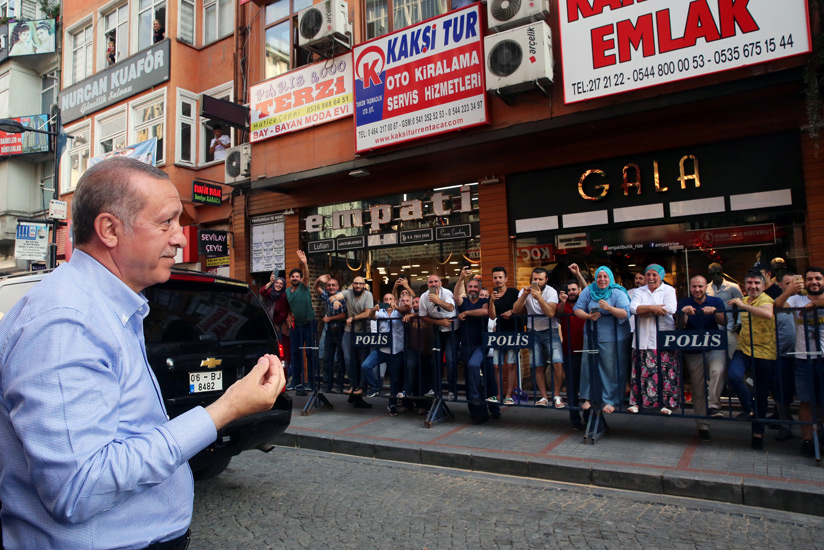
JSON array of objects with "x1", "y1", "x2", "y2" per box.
[{"x1": 189, "y1": 370, "x2": 223, "y2": 393}]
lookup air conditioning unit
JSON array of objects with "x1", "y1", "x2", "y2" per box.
[
  {"x1": 297, "y1": 0, "x2": 351, "y2": 48},
  {"x1": 224, "y1": 144, "x2": 251, "y2": 184},
  {"x1": 485, "y1": 23, "x2": 553, "y2": 95},
  {"x1": 487, "y1": 0, "x2": 549, "y2": 33}
]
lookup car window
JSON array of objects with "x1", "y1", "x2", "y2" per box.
[
  {"x1": 0, "y1": 279, "x2": 41, "y2": 316},
  {"x1": 143, "y1": 279, "x2": 277, "y2": 343}
]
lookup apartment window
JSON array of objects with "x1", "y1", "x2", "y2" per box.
[
  {"x1": 65, "y1": 124, "x2": 90, "y2": 192},
  {"x1": 365, "y1": 0, "x2": 447, "y2": 39},
  {"x1": 264, "y1": 0, "x2": 313, "y2": 80},
  {"x1": 200, "y1": 83, "x2": 232, "y2": 163},
  {"x1": 204, "y1": 0, "x2": 233, "y2": 44},
  {"x1": 96, "y1": 109, "x2": 127, "y2": 155},
  {"x1": 132, "y1": 92, "x2": 165, "y2": 164},
  {"x1": 179, "y1": 0, "x2": 195, "y2": 44},
  {"x1": 0, "y1": 0, "x2": 15, "y2": 19},
  {"x1": 41, "y1": 70, "x2": 57, "y2": 114},
  {"x1": 103, "y1": 3, "x2": 129, "y2": 66},
  {"x1": 176, "y1": 89, "x2": 197, "y2": 165},
  {"x1": 70, "y1": 24, "x2": 93, "y2": 84},
  {"x1": 138, "y1": 0, "x2": 166, "y2": 50}
]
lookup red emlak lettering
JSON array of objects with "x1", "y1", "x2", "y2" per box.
[
  {"x1": 567, "y1": 0, "x2": 648, "y2": 23},
  {"x1": 616, "y1": 13, "x2": 655, "y2": 63}
]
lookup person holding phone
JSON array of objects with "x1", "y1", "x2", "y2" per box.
[
  {"x1": 418, "y1": 274, "x2": 458, "y2": 400},
  {"x1": 488, "y1": 266, "x2": 521, "y2": 405},
  {"x1": 513, "y1": 268, "x2": 565, "y2": 408},
  {"x1": 775, "y1": 267, "x2": 824, "y2": 458},
  {"x1": 360, "y1": 294, "x2": 406, "y2": 414}
]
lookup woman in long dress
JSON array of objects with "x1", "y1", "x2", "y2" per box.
[
  {"x1": 573, "y1": 266, "x2": 631, "y2": 414},
  {"x1": 628, "y1": 264, "x2": 680, "y2": 414}
]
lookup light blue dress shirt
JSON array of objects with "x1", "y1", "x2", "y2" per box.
[{"x1": 0, "y1": 250, "x2": 217, "y2": 549}]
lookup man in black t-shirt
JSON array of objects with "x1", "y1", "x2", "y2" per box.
[
  {"x1": 455, "y1": 268, "x2": 500, "y2": 422},
  {"x1": 488, "y1": 266, "x2": 521, "y2": 406}
]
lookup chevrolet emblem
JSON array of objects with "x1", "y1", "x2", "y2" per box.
[{"x1": 200, "y1": 357, "x2": 223, "y2": 369}]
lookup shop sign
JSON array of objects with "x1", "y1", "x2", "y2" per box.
[
  {"x1": 558, "y1": 0, "x2": 811, "y2": 104},
  {"x1": 400, "y1": 228, "x2": 433, "y2": 244},
  {"x1": 517, "y1": 244, "x2": 555, "y2": 262},
  {"x1": 250, "y1": 213, "x2": 285, "y2": 274},
  {"x1": 15, "y1": 222, "x2": 49, "y2": 261},
  {"x1": 436, "y1": 224, "x2": 471, "y2": 240},
  {"x1": 486, "y1": 332, "x2": 532, "y2": 349},
  {"x1": 556, "y1": 233, "x2": 588, "y2": 250},
  {"x1": 685, "y1": 224, "x2": 775, "y2": 248},
  {"x1": 305, "y1": 185, "x2": 473, "y2": 233},
  {"x1": 9, "y1": 19, "x2": 56, "y2": 57},
  {"x1": 48, "y1": 199, "x2": 67, "y2": 220},
  {"x1": 508, "y1": 132, "x2": 802, "y2": 233},
  {"x1": 353, "y1": 4, "x2": 487, "y2": 153},
  {"x1": 205, "y1": 256, "x2": 230, "y2": 268},
  {"x1": 198, "y1": 230, "x2": 228, "y2": 256},
  {"x1": 337, "y1": 235, "x2": 365, "y2": 251},
  {"x1": 250, "y1": 53, "x2": 353, "y2": 143},
  {"x1": 0, "y1": 114, "x2": 50, "y2": 156},
  {"x1": 368, "y1": 233, "x2": 398, "y2": 247},
  {"x1": 308, "y1": 239, "x2": 335, "y2": 253},
  {"x1": 658, "y1": 330, "x2": 727, "y2": 351},
  {"x1": 192, "y1": 180, "x2": 222, "y2": 206},
  {"x1": 59, "y1": 39, "x2": 170, "y2": 123}
]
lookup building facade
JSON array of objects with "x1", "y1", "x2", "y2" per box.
[
  {"x1": 58, "y1": 0, "x2": 242, "y2": 272},
  {"x1": 235, "y1": 0, "x2": 822, "y2": 297}
]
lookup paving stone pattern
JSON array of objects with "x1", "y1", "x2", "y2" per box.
[{"x1": 192, "y1": 448, "x2": 824, "y2": 550}]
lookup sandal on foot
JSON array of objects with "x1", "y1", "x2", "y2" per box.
[
  {"x1": 353, "y1": 388, "x2": 364, "y2": 396},
  {"x1": 535, "y1": 397, "x2": 549, "y2": 407},
  {"x1": 503, "y1": 397, "x2": 515, "y2": 406},
  {"x1": 603, "y1": 404, "x2": 615, "y2": 414},
  {"x1": 343, "y1": 387, "x2": 354, "y2": 395},
  {"x1": 627, "y1": 405, "x2": 639, "y2": 413},
  {"x1": 582, "y1": 400, "x2": 592, "y2": 411},
  {"x1": 553, "y1": 396, "x2": 565, "y2": 409}
]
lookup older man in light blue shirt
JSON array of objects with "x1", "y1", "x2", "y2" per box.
[{"x1": 0, "y1": 158, "x2": 284, "y2": 550}]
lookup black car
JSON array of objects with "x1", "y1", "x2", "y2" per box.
[{"x1": 0, "y1": 268, "x2": 292, "y2": 480}]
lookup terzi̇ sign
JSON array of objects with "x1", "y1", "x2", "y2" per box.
[
  {"x1": 557, "y1": 0, "x2": 811, "y2": 104},
  {"x1": 353, "y1": 4, "x2": 487, "y2": 152}
]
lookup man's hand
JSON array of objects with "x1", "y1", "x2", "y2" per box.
[
  {"x1": 458, "y1": 311, "x2": 467, "y2": 321},
  {"x1": 727, "y1": 297, "x2": 745, "y2": 309},
  {"x1": 569, "y1": 264, "x2": 580, "y2": 276},
  {"x1": 559, "y1": 291, "x2": 568, "y2": 303},
  {"x1": 296, "y1": 250, "x2": 307, "y2": 264},
  {"x1": 206, "y1": 354, "x2": 285, "y2": 430},
  {"x1": 429, "y1": 294, "x2": 447, "y2": 307},
  {"x1": 648, "y1": 304, "x2": 669, "y2": 316},
  {"x1": 701, "y1": 306, "x2": 716, "y2": 315},
  {"x1": 346, "y1": 317, "x2": 353, "y2": 326},
  {"x1": 435, "y1": 318, "x2": 451, "y2": 327},
  {"x1": 681, "y1": 305, "x2": 696, "y2": 316},
  {"x1": 500, "y1": 310, "x2": 512, "y2": 320},
  {"x1": 318, "y1": 274, "x2": 330, "y2": 284},
  {"x1": 530, "y1": 287, "x2": 542, "y2": 300}
]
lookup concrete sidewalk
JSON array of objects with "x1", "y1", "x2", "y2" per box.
[{"x1": 273, "y1": 391, "x2": 824, "y2": 517}]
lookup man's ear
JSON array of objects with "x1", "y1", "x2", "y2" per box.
[{"x1": 93, "y1": 213, "x2": 120, "y2": 249}]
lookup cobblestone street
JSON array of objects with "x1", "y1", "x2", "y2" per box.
[{"x1": 192, "y1": 448, "x2": 824, "y2": 549}]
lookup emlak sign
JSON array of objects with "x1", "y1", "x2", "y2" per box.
[
  {"x1": 557, "y1": 0, "x2": 811, "y2": 104},
  {"x1": 353, "y1": 4, "x2": 488, "y2": 152}
]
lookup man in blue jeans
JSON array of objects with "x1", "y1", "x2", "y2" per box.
[
  {"x1": 286, "y1": 250, "x2": 317, "y2": 396},
  {"x1": 455, "y1": 267, "x2": 500, "y2": 423},
  {"x1": 360, "y1": 294, "x2": 407, "y2": 415},
  {"x1": 726, "y1": 271, "x2": 776, "y2": 450},
  {"x1": 315, "y1": 274, "x2": 346, "y2": 393}
]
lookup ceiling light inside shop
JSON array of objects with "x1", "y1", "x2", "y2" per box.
[
  {"x1": 449, "y1": 261, "x2": 458, "y2": 264},
  {"x1": 412, "y1": 264, "x2": 420, "y2": 267},
  {"x1": 402, "y1": 265, "x2": 411, "y2": 269}
]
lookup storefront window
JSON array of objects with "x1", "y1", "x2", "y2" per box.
[{"x1": 301, "y1": 185, "x2": 481, "y2": 298}]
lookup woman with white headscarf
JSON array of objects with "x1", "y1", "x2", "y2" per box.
[{"x1": 628, "y1": 264, "x2": 680, "y2": 415}]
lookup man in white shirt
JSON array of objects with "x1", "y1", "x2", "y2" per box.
[
  {"x1": 209, "y1": 125, "x2": 231, "y2": 161},
  {"x1": 418, "y1": 274, "x2": 458, "y2": 400},
  {"x1": 513, "y1": 267, "x2": 564, "y2": 408},
  {"x1": 775, "y1": 267, "x2": 824, "y2": 458}
]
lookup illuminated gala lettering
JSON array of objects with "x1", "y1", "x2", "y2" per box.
[
  {"x1": 578, "y1": 156, "x2": 703, "y2": 201},
  {"x1": 678, "y1": 155, "x2": 701, "y2": 189},
  {"x1": 579, "y1": 169, "x2": 609, "y2": 201},
  {"x1": 622, "y1": 163, "x2": 642, "y2": 196}
]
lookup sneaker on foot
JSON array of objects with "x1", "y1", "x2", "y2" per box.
[
  {"x1": 366, "y1": 390, "x2": 380, "y2": 398},
  {"x1": 698, "y1": 429, "x2": 711, "y2": 442},
  {"x1": 447, "y1": 392, "x2": 457, "y2": 401},
  {"x1": 801, "y1": 438, "x2": 815, "y2": 458},
  {"x1": 424, "y1": 389, "x2": 436, "y2": 398},
  {"x1": 387, "y1": 405, "x2": 398, "y2": 416},
  {"x1": 708, "y1": 407, "x2": 723, "y2": 418}
]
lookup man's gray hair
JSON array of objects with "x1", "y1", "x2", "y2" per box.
[{"x1": 72, "y1": 157, "x2": 170, "y2": 245}]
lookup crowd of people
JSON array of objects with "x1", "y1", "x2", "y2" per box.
[{"x1": 261, "y1": 252, "x2": 824, "y2": 459}]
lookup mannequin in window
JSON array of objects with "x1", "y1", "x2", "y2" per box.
[
  {"x1": 153, "y1": 19, "x2": 165, "y2": 43},
  {"x1": 209, "y1": 125, "x2": 230, "y2": 161}
]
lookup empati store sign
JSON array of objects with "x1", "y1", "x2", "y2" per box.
[
  {"x1": 558, "y1": 0, "x2": 811, "y2": 104},
  {"x1": 353, "y1": 4, "x2": 487, "y2": 153},
  {"x1": 250, "y1": 53, "x2": 353, "y2": 143}
]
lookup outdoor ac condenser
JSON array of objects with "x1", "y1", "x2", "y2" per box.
[
  {"x1": 485, "y1": 22, "x2": 554, "y2": 94},
  {"x1": 297, "y1": 0, "x2": 352, "y2": 48},
  {"x1": 487, "y1": 0, "x2": 550, "y2": 33},
  {"x1": 224, "y1": 143, "x2": 251, "y2": 184}
]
